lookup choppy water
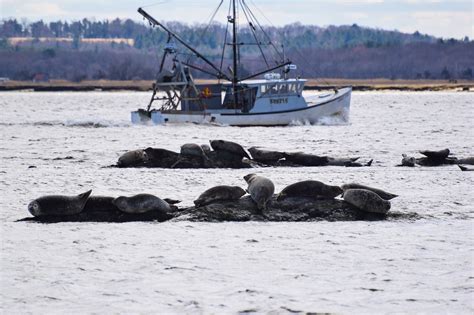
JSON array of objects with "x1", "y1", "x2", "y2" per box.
[{"x1": 0, "y1": 91, "x2": 473, "y2": 314}]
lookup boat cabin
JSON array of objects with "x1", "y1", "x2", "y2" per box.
[{"x1": 181, "y1": 78, "x2": 307, "y2": 114}]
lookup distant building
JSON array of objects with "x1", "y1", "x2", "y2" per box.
[
  {"x1": 0, "y1": 77, "x2": 10, "y2": 83},
  {"x1": 32, "y1": 73, "x2": 50, "y2": 82}
]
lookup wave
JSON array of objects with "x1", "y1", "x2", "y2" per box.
[{"x1": 0, "y1": 119, "x2": 132, "y2": 128}]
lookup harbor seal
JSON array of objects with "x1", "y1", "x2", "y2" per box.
[
  {"x1": 144, "y1": 147, "x2": 180, "y2": 168},
  {"x1": 201, "y1": 144, "x2": 212, "y2": 154},
  {"x1": 28, "y1": 190, "x2": 92, "y2": 217},
  {"x1": 277, "y1": 180, "x2": 342, "y2": 201},
  {"x1": 284, "y1": 152, "x2": 329, "y2": 166},
  {"x1": 400, "y1": 154, "x2": 416, "y2": 167},
  {"x1": 343, "y1": 189, "x2": 391, "y2": 214},
  {"x1": 118, "y1": 149, "x2": 148, "y2": 167},
  {"x1": 327, "y1": 157, "x2": 360, "y2": 166},
  {"x1": 181, "y1": 143, "x2": 208, "y2": 159},
  {"x1": 457, "y1": 157, "x2": 474, "y2": 165},
  {"x1": 419, "y1": 148, "x2": 450, "y2": 160},
  {"x1": 112, "y1": 194, "x2": 171, "y2": 214},
  {"x1": 244, "y1": 174, "x2": 275, "y2": 211},
  {"x1": 458, "y1": 165, "x2": 474, "y2": 172},
  {"x1": 341, "y1": 183, "x2": 398, "y2": 200},
  {"x1": 210, "y1": 140, "x2": 251, "y2": 159},
  {"x1": 248, "y1": 147, "x2": 285, "y2": 163},
  {"x1": 194, "y1": 185, "x2": 247, "y2": 207},
  {"x1": 83, "y1": 196, "x2": 119, "y2": 213},
  {"x1": 344, "y1": 159, "x2": 373, "y2": 167}
]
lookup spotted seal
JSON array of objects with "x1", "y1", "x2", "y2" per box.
[
  {"x1": 112, "y1": 194, "x2": 171, "y2": 214},
  {"x1": 341, "y1": 183, "x2": 398, "y2": 200},
  {"x1": 28, "y1": 190, "x2": 92, "y2": 217},
  {"x1": 277, "y1": 180, "x2": 342, "y2": 201},
  {"x1": 194, "y1": 186, "x2": 247, "y2": 207},
  {"x1": 244, "y1": 174, "x2": 275, "y2": 211},
  {"x1": 343, "y1": 189, "x2": 391, "y2": 214}
]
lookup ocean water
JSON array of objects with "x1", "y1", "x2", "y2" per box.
[{"x1": 0, "y1": 91, "x2": 473, "y2": 314}]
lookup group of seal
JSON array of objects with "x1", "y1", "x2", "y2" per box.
[
  {"x1": 27, "y1": 176, "x2": 398, "y2": 220},
  {"x1": 27, "y1": 190, "x2": 177, "y2": 217},
  {"x1": 190, "y1": 176, "x2": 396, "y2": 215},
  {"x1": 115, "y1": 140, "x2": 373, "y2": 169},
  {"x1": 399, "y1": 148, "x2": 473, "y2": 169},
  {"x1": 28, "y1": 190, "x2": 93, "y2": 217}
]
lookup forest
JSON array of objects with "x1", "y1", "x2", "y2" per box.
[{"x1": 0, "y1": 18, "x2": 472, "y2": 81}]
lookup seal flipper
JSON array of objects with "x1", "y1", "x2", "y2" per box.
[
  {"x1": 77, "y1": 189, "x2": 93, "y2": 213},
  {"x1": 78, "y1": 190, "x2": 93, "y2": 200},
  {"x1": 164, "y1": 198, "x2": 181, "y2": 205}
]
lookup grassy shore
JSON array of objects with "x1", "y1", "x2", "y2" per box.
[{"x1": 0, "y1": 79, "x2": 472, "y2": 92}]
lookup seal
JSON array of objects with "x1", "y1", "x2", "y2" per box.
[
  {"x1": 277, "y1": 180, "x2": 342, "y2": 201},
  {"x1": 343, "y1": 188, "x2": 391, "y2": 214},
  {"x1": 248, "y1": 147, "x2": 285, "y2": 163},
  {"x1": 344, "y1": 159, "x2": 373, "y2": 167},
  {"x1": 244, "y1": 174, "x2": 275, "y2": 211},
  {"x1": 400, "y1": 154, "x2": 416, "y2": 167},
  {"x1": 458, "y1": 165, "x2": 474, "y2": 172},
  {"x1": 112, "y1": 194, "x2": 171, "y2": 214},
  {"x1": 327, "y1": 157, "x2": 360, "y2": 166},
  {"x1": 28, "y1": 190, "x2": 92, "y2": 217},
  {"x1": 284, "y1": 152, "x2": 329, "y2": 166},
  {"x1": 341, "y1": 183, "x2": 398, "y2": 200},
  {"x1": 117, "y1": 150, "x2": 148, "y2": 167},
  {"x1": 210, "y1": 140, "x2": 251, "y2": 159},
  {"x1": 194, "y1": 185, "x2": 247, "y2": 207},
  {"x1": 181, "y1": 143, "x2": 208, "y2": 159},
  {"x1": 144, "y1": 147, "x2": 180, "y2": 168},
  {"x1": 419, "y1": 148, "x2": 450, "y2": 160},
  {"x1": 457, "y1": 157, "x2": 474, "y2": 165},
  {"x1": 200, "y1": 144, "x2": 212, "y2": 154},
  {"x1": 83, "y1": 196, "x2": 119, "y2": 213}
]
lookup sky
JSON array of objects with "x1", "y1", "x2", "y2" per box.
[{"x1": 0, "y1": 0, "x2": 472, "y2": 39}]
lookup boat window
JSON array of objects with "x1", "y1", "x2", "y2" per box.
[
  {"x1": 223, "y1": 85, "x2": 258, "y2": 112},
  {"x1": 279, "y1": 84, "x2": 288, "y2": 94},
  {"x1": 297, "y1": 83, "x2": 304, "y2": 94},
  {"x1": 270, "y1": 84, "x2": 279, "y2": 94}
]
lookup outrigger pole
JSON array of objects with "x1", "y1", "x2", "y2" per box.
[{"x1": 138, "y1": 7, "x2": 231, "y2": 81}]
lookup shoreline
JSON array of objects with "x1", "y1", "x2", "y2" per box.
[{"x1": 0, "y1": 79, "x2": 472, "y2": 92}]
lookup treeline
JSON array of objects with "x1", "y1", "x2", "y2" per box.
[
  {"x1": 0, "y1": 18, "x2": 446, "y2": 50},
  {"x1": 0, "y1": 18, "x2": 473, "y2": 81}
]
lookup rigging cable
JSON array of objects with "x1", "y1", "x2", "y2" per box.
[
  {"x1": 239, "y1": 0, "x2": 270, "y2": 68},
  {"x1": 246, "y1": 0, "x2": 333, "y2": 87},
  {"x1": 243, "y1": 0, "x2": 284, "y2": 62},
  {"x1": 186, "y1": 0, "x2": 224, "y2": 64},
  {"x1": 219, "y1": 0, "x2": 233, "y2": 78}
]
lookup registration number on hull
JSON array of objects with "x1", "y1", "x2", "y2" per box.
[{"x1": 270, "y1": 98, "x2": 289, "y2": 104}]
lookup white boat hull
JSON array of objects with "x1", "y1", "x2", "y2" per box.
[{"x1": 132, "y1": 87, "x2": 351, "y2": 126}]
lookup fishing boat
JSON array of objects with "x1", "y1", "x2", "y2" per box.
[{"x1": 131, "y1": 1, "x2": 351, "y2": 126}]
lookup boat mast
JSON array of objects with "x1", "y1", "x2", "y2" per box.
[{"x1": 231, "y1": 0, "x2": 239, "y2": 108}]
